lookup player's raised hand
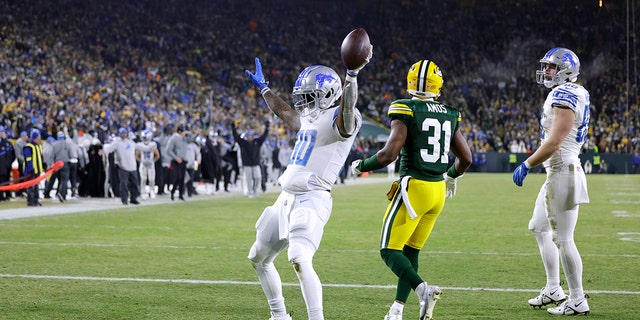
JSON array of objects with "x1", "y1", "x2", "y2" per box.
[
  {"x1": 245, "y1": 57, "x2": 269, "y2": 92},
  {"x1": 350, "y1": 45, "x2": 373, "y2": 74}
]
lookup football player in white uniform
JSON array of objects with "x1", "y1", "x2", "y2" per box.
[
  {"x1": 136, "y1": 130, "x2": 159, "y2": 199},
  {"x1": 245, "y1": 47, "x2": 371, "y2": 320},
  {"x1": 513, "y1": 47, "x2": 591, "y2": 316}
]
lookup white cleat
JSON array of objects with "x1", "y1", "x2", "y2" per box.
[
  {"x1": 383, "y1": 309, "x2": 402, "y2": 320},
  {"x1": 416, "y1": 282, "x2": 442, "y2": 320},
  {"x1": 268, "y1": 312, "x2": 292, "y2": 320},
  {"x1": 547, "y1": 295, "x2": 590, "y2": 316},
  {"x1": 528, "y1": 286, "x2": 567, "y2": 308}
]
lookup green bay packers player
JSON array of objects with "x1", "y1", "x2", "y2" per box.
[
  {"x1": 245, "y1": 47, "x2": 371, "y2": 320},
  {"x1": 352, "y1": 60, "x2": 471, "y2": 320}
]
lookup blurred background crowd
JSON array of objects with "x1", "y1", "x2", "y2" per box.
[{"x1": 0, "y1": 0, "x2": 637, "y2": 177}]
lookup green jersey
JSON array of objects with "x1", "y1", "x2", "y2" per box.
[{"x1": 388, "y1": 99, "x2": 461, "y2": 181}]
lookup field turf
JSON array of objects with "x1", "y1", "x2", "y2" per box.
[{"x1": 0, "y1": 173, "x2": 638, "y2": 319}]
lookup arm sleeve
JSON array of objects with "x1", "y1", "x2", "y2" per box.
[{"x1": 341, "y1": 77, "x2": 359, "y2": 135}]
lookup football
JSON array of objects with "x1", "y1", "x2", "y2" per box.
[{"x1": 340, "y1": 28, "x2": 372, "y2": 70}]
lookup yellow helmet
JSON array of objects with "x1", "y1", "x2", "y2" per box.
[{"x1": 407, "y1": 60, "x2": 443, "y2": 99}]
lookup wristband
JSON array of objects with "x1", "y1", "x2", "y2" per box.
[
  {"x1": 523, "y1": 160, "x2": 532, "y2": 169},
  {"x1": 345, "y1": 73, "x2": 357, "y2": 82},
  {"x1": 346, "y1": 69, "x2": 358, "y2": 77},
  {"x1": 446, "y1": 165, "x2": 463, "y2": 178},
  {"x1": 358, "y1": 154, "x2": 384, "y2": 172},
  {"x1": 260, "y1": 87, "x2": 271, "y2": 95}
]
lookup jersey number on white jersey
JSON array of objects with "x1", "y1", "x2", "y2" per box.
[{"x1": 290, "y1": 129, "x2": 317, "y2": 166}]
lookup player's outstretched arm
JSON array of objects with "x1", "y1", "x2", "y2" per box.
[
  {"x1": 337, "y1": 45, "x2": 373, "y2": 138},
  {"x1": 352, "y1": 117, "x2": 404, "y2": 175},
  {"x1": 246, "y1": 57, "x2": 301, "y2": 132}
]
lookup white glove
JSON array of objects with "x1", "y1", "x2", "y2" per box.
[
  {"x1": 444, "y1": 173, "x2": 458, "y2": 198},
  {"x1": 351, "y1": 159, "x2": 362, "y2": 175}
]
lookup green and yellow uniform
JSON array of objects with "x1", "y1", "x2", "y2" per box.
[{"x1": 380, "y1": 98, "x2": 461, "y2": 250}]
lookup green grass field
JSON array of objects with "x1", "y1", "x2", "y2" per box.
[{"x1": 0, "y1": 173, "x2": 638, "y2": 319}]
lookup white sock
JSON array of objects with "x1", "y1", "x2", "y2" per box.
[
  {"x1": 559, "y1": 239, "x2": 585, "y2": 300},
  {"x1": 534, "y1": 231, "x2": 560, "y2": 289}
]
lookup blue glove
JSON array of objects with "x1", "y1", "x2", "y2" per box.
[
  {"x1": 512, "y1": 162, "x2": 530, "y2": 187},
  {"x1": 245, "y1": 57, "x2": 268, "y2": 92}
]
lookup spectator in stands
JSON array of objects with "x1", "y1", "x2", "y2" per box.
[{"x1": 0, "y1": 0, "x2": 634, "y2": 167}]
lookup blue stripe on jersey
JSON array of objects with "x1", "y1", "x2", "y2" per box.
[{"x1": 552, "y1": 88, "x2": 578, "y2": 109}]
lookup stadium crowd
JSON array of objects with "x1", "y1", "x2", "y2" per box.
[{"x1": 0, "y1": 0, "x2": 638, "y2": 200}]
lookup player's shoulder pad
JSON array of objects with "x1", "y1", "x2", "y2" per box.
[{"x1": 388, "y1": 99, "x2": 415, "y2": 117}]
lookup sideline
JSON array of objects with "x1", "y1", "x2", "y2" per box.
[{"x1": 0, "y1": 176, "x2": 392, "y2": 220}]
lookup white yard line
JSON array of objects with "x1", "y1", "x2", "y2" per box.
[
  {"x1": 1, "y1": 240, "x2": 638, "y2": 258},
  {"x1": 1, "y1": 273, "x2": 639, "y2": 295}
]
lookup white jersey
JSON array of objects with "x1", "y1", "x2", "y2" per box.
[
  {"x1": 278, "y1": 107, "x2": 362, "y2": 193},
  {"x1": 540, "y1": 82, "x2": 590, "y2": 168},
  {"x1": 137, "y1": 141, "x2": 158, "y2": 167}
]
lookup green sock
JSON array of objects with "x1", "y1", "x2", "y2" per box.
[
  {"x1": 381, "y1": 248, "x2": 423, "y2": 302},
  {"x1": 396, "y1": 246, "x2": 421, "y2": 301}
]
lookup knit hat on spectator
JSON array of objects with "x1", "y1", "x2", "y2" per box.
[
  {"x1": 57, "y1": 131, "x2": 65, "y2": 140},
  {"x1": 30, "y1": 129, "x2": 41, "y2": 140},
  {"x1": 20, "y1": 131, "x2": 27, "y2": 137}
]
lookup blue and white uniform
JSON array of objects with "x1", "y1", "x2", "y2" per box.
[{"x1": 529, "y1": 81, "x2": 591, "y2": 309}]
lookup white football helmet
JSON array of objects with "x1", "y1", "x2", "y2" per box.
[
  {"x1": 141, "y1": 129, "x2": 152, "y2": 142},
  {"x1": 196, "y1": 135, "x2": 207, "y2": 147},
  {"x1": 536, "y1": 47, "x2": 580, "y2": 88},
  {"x1": 292, "y1": 65, "x2": 342, "y2": 120}
]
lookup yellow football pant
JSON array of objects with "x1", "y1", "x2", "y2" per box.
[{"x1": 380, "y1": 178, "x2": 446, "y2": 250}]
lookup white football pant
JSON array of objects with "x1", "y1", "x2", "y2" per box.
[{"x1": 248, "y1": 190, "x2": 332, "y2": 320}]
